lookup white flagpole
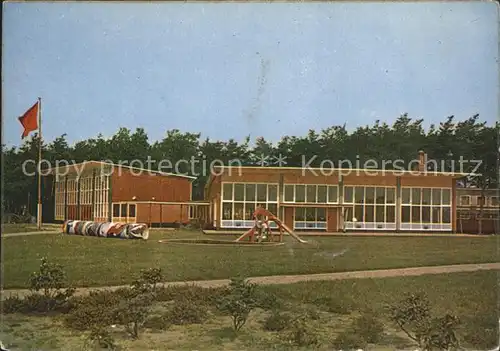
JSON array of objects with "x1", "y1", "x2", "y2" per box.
[{"x1": 37, "y1": 97, "x2": 42, "y2": 229}]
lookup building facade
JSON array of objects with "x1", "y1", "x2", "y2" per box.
[
  {"x1": 204, "y1": 164, "x2": 466, "y2": 233},
  {"x1": 48, "y1": 161, "x2": 207, "y2": 226},
  {"x1": 456, "y1": 188, "x2": 499, "y2": 234}
]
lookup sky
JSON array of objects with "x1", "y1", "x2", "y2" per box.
[{"x1": 2, "y1": 2, "x2": 499, "y2": 147}]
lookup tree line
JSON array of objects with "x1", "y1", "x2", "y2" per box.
[{"x1": 2, "y1": 113, "x2": 498, "y2": 214}]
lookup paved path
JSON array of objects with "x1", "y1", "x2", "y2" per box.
[
  {"x1": 2, "y1": 230, "x2": 60, "y2": 238},
  {"x1": 2, "y1": 262, "x2": 499, "y2": 299}
]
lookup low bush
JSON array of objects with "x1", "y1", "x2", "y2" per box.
[
  {"x1": 155, "y1": 284, "x2": 227, "y2": 305},
  {"x1": 333, "y1": 331, "x2": 367, "y2": 350},
  {"x1": 85, "y1": 327, "x2": 117, "y2": 350},
  {"x1": 313, "y1": 296, "x2": 352, "y2": 315},
  {"x1": 255, "y1": 289, "x2": 283, "y2": 311},
  {"x1": 166, "y1": 297, "x2": 208, "y2": 325},
  {"x1": 263, "y1": 311, "x2": 291, "y2": 332},
  {"x1": 114, "y1": 293, "x2": 153, "y2": 339},
  {"x1": 144, "y1": 315, "x2": 171, "y2": 331},
  {"x1": 1, "y1": 295, "x2": 25, "y2": 314},
  {"x1": 352, "y1": 313, "x2": 385, "y2": 344},
  {"x1": 285, "y1": 315, "x2": 319, "y2": 347}
]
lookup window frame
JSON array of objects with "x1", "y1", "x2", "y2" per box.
[{"x1": 282, "y1": 184, "x2": 339, "y2": 204}]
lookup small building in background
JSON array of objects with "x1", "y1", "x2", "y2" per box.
[
  {"x1": 456, "y1": 188, "x2": 499, "y2": 234},
  {"x1": 45, "y1": 161, "x2": 209, "y2": 227}
]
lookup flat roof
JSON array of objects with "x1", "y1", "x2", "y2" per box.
[
  {"x1": 210, "y1": 165, "x2": 476, "y2": 177},
  {"x1": 44, "y1": 161, "x2": 196, "y2": 180}
]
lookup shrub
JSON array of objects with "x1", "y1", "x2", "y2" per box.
[
  {"x1": 313, "y1": 296, "x2": 352, "y2": 315},
  {"x1": 333, "y1": 331, "x2": 367, "y2": 350},
  {"x1": 144, "y1": 315, "x2": 171, "y2": 331},
  {"x1": 1, "y1": 295, "x2": 25, "y2": 314},
  {"x1": 285, "y1": 315, "x2": 319, "y2": 347},
  {"x1": 216, "y1": 277, "x2": 258, "y2": 332},
  {"x1": 85, "y1": 327, "x2": 117, "y2": 350},
  {"x1": 131, "y1": 268, "x2": 163, "y2": 293},
  {"x1": 64, "y1": 290, "x2": 123, "y2": 331},
  {"x1": 254, "y1": 289, "x2": 282, "y2": 310},
  {"x1": 352, "y1": 313, "x2": 385, "y2": 344},
  {"x1": 263, "y1": 311, "x2": 291, "y2": 332},
  {"x1": 155, "y1": 284, "x2": 226, "y2": 305},
  {"x1": 167, "y1": 297, "x2": 208, "y2": 325},
  {"x1": 389, "y1": 292, "x2": 461, "y2": 350},
  {"x1": 113, "y1": 293, "x2": 153, "y2": 339}
]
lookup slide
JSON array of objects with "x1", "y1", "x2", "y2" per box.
[
  {"x1": 278, "y1": 222, "x2": 308, "y2": 243},
  {"x1": 235, "y1": 228, "x2": 254, "y2": 242}
]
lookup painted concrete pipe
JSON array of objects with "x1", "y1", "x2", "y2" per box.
[{"x1": 62, "y1": 220, "x2": 149, "y2": 240}]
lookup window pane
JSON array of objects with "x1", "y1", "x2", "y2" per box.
[
  {"x1": 432, "y1": 189, "x2": 441, "y2": 205},
  {"x1": 307, "y1": 185, "x2": 317, "y2": 203},
  {"x1": 386, "y1": 206, "x2": 396, "y2": 223},
  {"x1": 402, "y1": 188, "x2": 411, "y2": 204},
  {"x1": 344, "y1": 186, "x2": 354, "y2": 203},
  {"x1": 422, "y1": 188, "x2": 431, "y2": 205},
  {"x1": 129, "y1": 204, "x2": 136, "y2": 217},
  {"x1": 268, "y1": 185, "x2": 278, "y2": 202},
  {"x1": 284, "y1": 185, "x2": 294, "y2": 202},
  {"x1": 306, "y1": 207, "x2": 316, "y2": 221},
  {"x1": 234, "y1": 203, "x2": 244, "y2": 220},
  {"x1": 355, "y1": 187, "x2": 365, "y2": 203},
  {"x1": 442, "y1": 207, "x2": 451, "y2": 223},
  {"x1": 365, "y1": 187, "x2": 375, "y2": 204},
  {"x1": 412, "y1": 206, "x2": 421, "y2": 223},
  {"x1": 223, "y1": 183, "x2": 233, "y2": 201},
  {"x1": 442, "y1": 189, "x2": 451, "y2": 205},
  {"x1": 460, "y1": 196, "x2": 470, "y2": 206},
  {"x1": 257, "y1": 184, "x2": 267, "y2": 201},
  {"x1": 412, "y1": 188, "x2": 421, "y2": 205},
  {"x1": 376, "y1": 187, "x2": 385, "y2": 204},
  {"x1": 295, "y1": 207, "x2": 306, "y2": 221},
  {"x1": 317, "y1": 185, "x2": 327, "y2": 203},
  {"x1": 422, "y1": 206, "x2": 431, "y2": 222},
  {"x1": 267, "y1": 203, "x2": 277, "y2": 215},
  {"x1": 121, "y1": 204, "x2": 127, "y2": 217},
  {"x1": 344, "y1": 207, "x2": 353, "y2": 222},
  {"x1": 245, "y1": 184, "x2": 256, "y2": 201},
  {"x1": 245, "y1": 203, "x2": 255, "y2": 220},
  {"x1": 375, "y1": 205, "x2": 385, "y2": 222},
  {"x1": 234, "y1": 184, "x2": 244, "y2": 201},
  {"x1": 328, "y1": 186, "x2": 338, "y2": 203},
  {"x1": 113, "y1": 204, "x2": 120, "y2": 217},
  {"x1": 432, "y1": 206, "x2": 441, "y2": 223},
  {"x1": 386, "y1": 188, "x2": 395, "y2": 204},
  {"x1": 296, "y1": 185, "x2": 306, "y2": 202},
  {"x1": 317, "y1": 208, "x2": 326, "y2": 221},
  {"x1": 402, "y1": 206, "x2": 411, "y2": 223},
  {"x1": 491, "y1": 197, "x2": 499, "y2": 206},
  {"x1": 365, "y1": 205, "x2": 375, "y2": 222},
  {"x1": 222, "y1": 203, "x2": 232, "y2": 220},
  {"x1": 355, "y1": 205, "x2": 364, "y2": 222}
]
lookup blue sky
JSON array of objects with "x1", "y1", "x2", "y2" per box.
[{"x1": 3, "y1": 2, "x2": 498, "y2": 147}]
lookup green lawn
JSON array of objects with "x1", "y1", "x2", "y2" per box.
[
  {"x1": 1, "y1": 223, "x2": 58, "y2": 234},
  {"x1": 3, "y1": 229, "x2": 498, "y2": 289},
  {"x1": 0, "y1": 270, "x2": 497, "y2": 350}
]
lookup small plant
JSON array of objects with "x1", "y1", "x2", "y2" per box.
[
  {"x1": 1, "y1": 294, "x2": 25, "y2": 314},
  {"x1": 216, "y1": 277, "x2": 258, "y2": 332},
  {"x1": 352, "y1": 313, "x2": 385, "y2": 344},
  {"x1": 389, "y1": 292, "x2": 461, "y2": 350},
  {"x1": 255, "y1": 289, "x2": 282, "y2": 310},
  {"x1": 131, "y1": 268, "x2": 163, "y2": 293},
  {"x1": 166, "y1": 297, "x2": 208, "y2": 325},
  {"x1": 144, "y1": 315, "x2": 171, "y2": 331},
  {"x1": 285, "y1": 314, "x2": 319, "y2": 347},
  {"x1": 85, "y1": 327, "x2": 117, "y2": 350},
  {"x1": 333, "y1": 330, "x2": 367, "y2": 351},
  {"x1": 114, "y1": 293, "x2": 153, "y2": 339},
  {"x1": 27, "y1": 257, "x2": 75, "y2": 312},
  {"x1": 263, "y1": 311, "x2": 291, "y2": 331},
  {"x1": 313, "y1": 296, "x2": 352, "y2": 315}
]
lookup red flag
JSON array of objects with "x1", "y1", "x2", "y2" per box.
[{"x1": 18, "y1": 101, "x2": 39, "y2": 139}]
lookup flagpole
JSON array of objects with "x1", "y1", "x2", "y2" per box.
[{"x1": 37, "y1": 97, "x2": 42, "y2": 230}]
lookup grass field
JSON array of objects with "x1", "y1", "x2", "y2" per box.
[
  {"x1": 2, "y1": 229, "x2": 498, "y2": 289},
  {"x1": 1, "y1": 223, "x2": 58, "y2": 234},
  {"x1": 1, "y1": 270, "x2": 497, "y2": 350}
]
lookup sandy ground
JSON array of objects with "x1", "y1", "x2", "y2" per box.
[{"x1": 2, "y1": 262, "x2": 499, "y2": 299}]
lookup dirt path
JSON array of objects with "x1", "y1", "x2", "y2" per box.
[{"x1": 2, "y1": 262, "x2": 499, "y2": 299}]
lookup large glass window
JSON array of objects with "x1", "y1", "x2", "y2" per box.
[
  {"x1": 294, "y1": 207, "x2": 327, "y2": 230},
  {"x1": 344, "y1": 186, "x2": 397, "y2": 226},
  {"x1": 221, "y1": 183, "x2": 279, "y2": 227},
  {"x1": 282, "y1": 184, "x2": 339, "y2": 203},
  {"x1": 401, "y1": 187, "x2": 452, "y2": 227}
]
